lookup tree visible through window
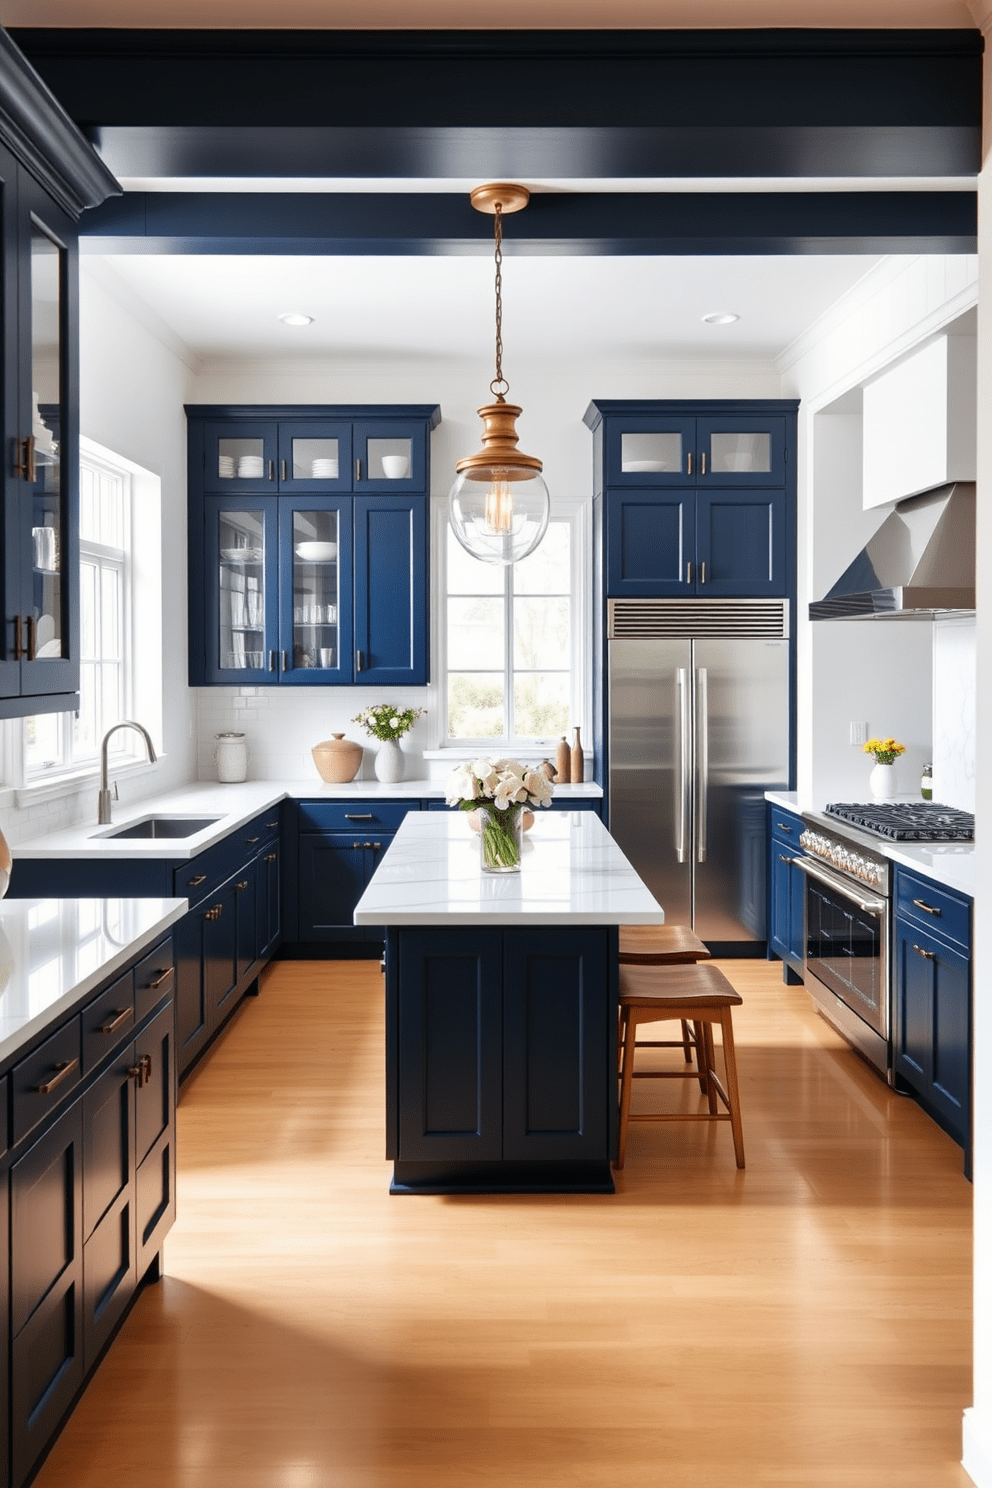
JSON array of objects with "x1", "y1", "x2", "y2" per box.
[{"x1": 445, "y1": 518, "x2": 574, "y2": 742}]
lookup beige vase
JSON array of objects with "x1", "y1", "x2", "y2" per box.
[{"x1": 312, "y1": 733, "x2": 363, "y2": 784}]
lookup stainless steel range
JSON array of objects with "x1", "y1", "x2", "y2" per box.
[{"x1": 792, "y1": 802, "x2": 973, "y2": 1079}]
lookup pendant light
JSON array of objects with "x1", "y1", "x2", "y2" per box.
[{"x1": 448, "y1": 183, "x2": 550, "y2": 566}]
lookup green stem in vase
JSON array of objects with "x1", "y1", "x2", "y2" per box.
[{"x1": 480, "y1": 809, "x2": 521, "y2": 869}]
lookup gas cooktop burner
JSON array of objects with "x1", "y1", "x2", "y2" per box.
[{"x1": 824, "y1": 802, "x2": 975, "y2": 841}]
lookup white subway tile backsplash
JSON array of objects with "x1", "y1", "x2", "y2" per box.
[{"x1": 932, "y1": 620, "x2": 976, "y2": 813}]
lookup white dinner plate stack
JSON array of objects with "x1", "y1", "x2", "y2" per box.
[
  {"x1": 238, "y1": 454, "x2": 265, "y2": 479},
  {"x1": 312, "y1": 458, "x2": 339, "y2": 479},
  {"x1": 218, "y1": 454, "x2": 235, "y2": 479}
]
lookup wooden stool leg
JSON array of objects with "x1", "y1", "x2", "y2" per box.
[
  {"x1": 702, "y1": 1022, "x2": 719, "y2": 1115},
  {"x1": 692, "y1": 1020, "x2": 708, "y2": 1094},
  {"x1": 615, "y1": 1007, "x2": 636, "y2": 1170},
  {"x1": 680, "y1": 1019, "x2": 693, "y2": 1063},
  {"x1": 720, "y1": 1007, "x2": 746, "y2": 1169}
]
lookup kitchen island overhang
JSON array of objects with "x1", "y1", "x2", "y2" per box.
[{"x1": 354, "y1": 810, "x2": 664, "y2": 1194}]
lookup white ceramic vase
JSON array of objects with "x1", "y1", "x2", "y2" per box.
[
  {"x1": 868, "y1": 761, "x2": 897, "y2": 799},
  {"x1": 375, "y1": 737, "x2": 405, "y2": 784}
]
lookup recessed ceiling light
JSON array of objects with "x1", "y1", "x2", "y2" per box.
[
  {"x1": 278, "y1": 312, "x2": 314, "y2": 327},
  {"x1": 701, "y1": 311, "x2": 740, "y2": 325}
]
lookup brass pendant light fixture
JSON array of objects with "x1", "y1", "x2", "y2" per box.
[{"x1": 448, "y1": 183, "x2": 551, "y2": 566}]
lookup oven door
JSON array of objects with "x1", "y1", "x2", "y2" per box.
[{"x1": 792, "y1": 855, "x2": 890, "y2": 1078}]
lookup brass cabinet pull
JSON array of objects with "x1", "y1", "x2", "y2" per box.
[
  {"x1": 13, "y1": 614, "x2": 23, "y2": 661},
  {"x1": 205, "y1": 903, "x2": 224, "y2": 921},
  {"x1": 778, "y1": 853, "x2": 793, "y2": 863},
  {"x1": 699, "y1": 562, "x2": 707, "y2": 585},
  {"x1": 237, "y1": 880, "x2": 249, "y2": 891},
  {"x1": 687, "y1": 451, "x2": 692, "y2": 476},
  {"x1": 264, "y1": 821, "x2": 279, "y2": 829},
  {"x1": 686, "y1": 561, "x2": 692, "y2": 584},
  {"x1": 701, "y1": 451, "x2": 707, "y2": 476},
  {"x1": 352, "y1": 841, "x2": 361, "y2": 849},
  {"x1": 355, "y1": 649, "x2": 363, "y2": 672},
  {"x1": 355, "y1": 458, "x2": 361, "y2": 481},
  {"x1": 345, "y1": 814, "x2": 373, "y2": 820},
  {"x1": 188, "y1": 874, "x2": 207, "y2": 887},
  {"x1": 281, "y1": 650, "x2": 288, "y2": 671},
  {"x1": 245, "y1": 836, "x2": 260, "y2": 844},
  {"x1": 913, "y1": 944, "x2": 936, "y2": 960},
  {"x1": 267, "y1": 459, "x2": 275, "y2": 481},
  {"x1": 128, "y1": 1053, "x2": 153, "y2": 1088},
  {"x1": 34, "y1": 1058, "x2": 78, "y2": 1095},
  {"x1": 147, "y1": 967, "x2": 174, "y2": 989},
  {"x1": 269, "y1": 651, "x2": 277, "y2": 672},
  {"x1": 26, "y1": 614, "x2": 37, "y2": 660},
  {"x1": 912, "y1": 898, "x2": 941, "y2": 916},
  {"x1": 265, "y1": 852, "x2": 277, "y2": 862},
  {"x1": 776, "y1": 822, "x2": 793, "y2": 833},
  {"x1": 99, "y1": 1007, "x2": 134, "y2": 1034},
  {"x1": 280, "y1": 459, "x2": 287, "y2": 481}
]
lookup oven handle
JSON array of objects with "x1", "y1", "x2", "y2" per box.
[{"x1": 791, "y1": 855, "x2": 887, "y2": 916}]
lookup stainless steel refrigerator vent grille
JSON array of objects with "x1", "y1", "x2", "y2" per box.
[{"x1": 609, "y1": 599, "x2": 790, "y2": 639}]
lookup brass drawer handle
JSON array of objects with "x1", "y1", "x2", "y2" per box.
[
  {"x1": 99, "y1": 1007, "x2": 134, "y2": 1034},
  {"x1": 913, "y1": 944, "x2": 936, "y2": 961},
  {"x1": 148, "y1": 967, "x2": 174, "y2": 990},
  {"x1": 265, "y1": 852, "x2": 277, "y2": 862},
  {"x1": 237, "y1": 880, "x2": 249, "y2": 891},
  {"x1": 128, "y1": 1054, "x2": 153, "y2": 1088},
  {"x1": 778, "y1": 853, "x2": 793, "y2": 863},
  {"x1": 912, "y1": 898, "x2": 941, "y2": 917},
  {"x1": 34, "y1": 1058, "x2": 78, "y2": 1094},
  {"x1": 205, "y1": 904, "x2": 224, "y2": 921},
  {"x1": 776, "y1": 822, "x2": 793, "y2": 833},
  {"x1": 345, "y1": 814, "x2": 373, "y2": 820},
  {"x1": 264, "y1": 821, "x2": 279, "y2": 829},
  {"x1": 188, "y1": 874, "x2": 207, "y2": 887},
  {"x1": 245, "y1": 836, "x2": 260, "y2": 845}
]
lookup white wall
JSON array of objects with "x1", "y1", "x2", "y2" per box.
[{"x1": 0, "y1": 260, "x2": 197, "y2": 848}]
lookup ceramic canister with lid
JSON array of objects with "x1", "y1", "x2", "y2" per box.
[{"x1": 215, "y1": 731, "x2": 248, "y2": 783}]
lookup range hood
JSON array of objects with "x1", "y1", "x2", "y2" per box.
[{"x1": 809, "y1": 482, "x2": 976, "y2": 621}]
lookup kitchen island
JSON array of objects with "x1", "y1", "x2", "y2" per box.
[{"x1": 354, "y1": 810, "x2": 664, "y2": 1194}]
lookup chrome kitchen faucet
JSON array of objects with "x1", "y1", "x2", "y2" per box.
[{"x1": 98, "y1": 721, "x2": 158, "y2": 824}]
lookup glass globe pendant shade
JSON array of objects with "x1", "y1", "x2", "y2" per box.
[{"x1": 448, "y1": 400, "x2": 551, "y2": 566}]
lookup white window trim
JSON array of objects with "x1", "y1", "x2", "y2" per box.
[{"x1": 430, "y1": 493, "x2": 591, "y2": 756}]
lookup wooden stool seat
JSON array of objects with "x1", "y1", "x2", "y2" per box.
[
  {"x1": 618, "y1": 924, "x2": 711, "y2": 964},
  {"x1": 615, "y1": 961, "x2": 746, "y2": 1171}
]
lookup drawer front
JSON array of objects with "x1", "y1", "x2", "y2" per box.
[
  {"x1": 297, "y1": 799, "x2": 418, "y2": 831},
  {"x1": 895, "y1": 869, "x2": 971, "y2": 950},
  {"x1": 134, "y1": 937, "x2": 176, "y2": 1024},
  {"x1": 769, "y1": 805, "x2": 804, "y2": 846},
  {"x1": 82, "y1": 971, "x2": 136, "y2": 1074},
  {"x1": 175, "y1": 839, "x2": 238, "y2": 906},
  {"x1": 13, "y1": 1019, "x2": 83, "y2": 1143},
  {"x1": 232, "y1": 809, "x2": 281, "y2": 859}
]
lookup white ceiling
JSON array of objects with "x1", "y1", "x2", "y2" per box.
[{"x1": 94, "y1": 252, "x2": 888, "y2": 367}]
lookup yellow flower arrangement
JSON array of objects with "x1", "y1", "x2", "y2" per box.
[{"x1": 863, "y1": 737, "x2": 906, "y2": 766}]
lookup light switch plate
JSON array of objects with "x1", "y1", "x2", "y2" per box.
[{"x1": 849, "y1": 721, "x2": 868, "y2": 745}]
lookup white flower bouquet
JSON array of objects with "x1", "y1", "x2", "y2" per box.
[
  {"x1": 445, "y1": 757, "x2": 554, "y2": 871},
  {"x1": 351, "y1": 703, "x2": 425, "y2": 742}
]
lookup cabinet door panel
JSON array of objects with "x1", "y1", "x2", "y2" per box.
[
  {"x1": 931, "y1": 942, "x2": 970, "y2": 1128},
  {"x1": 299, "y1": 832, "x2": 368, "y2": 941},
  {"x1": 202, "y1": 497, "x2": 278, "y2": 684},
  {"x1": 136, "y1": 1123, "x2": 176, "y2": 1279},
  {"x1": 695, "y1": 489, "x2": 786, "y2": 596},
  {"x1": 173, "y1": 911, "x2": 209, "y2": 1075},
  {"x1": 257, "y1": 844, "x2": 282, "y2": 960},
  {"x1": 202, "y1": 419, "x2": 278, "y2": 493},
  {"x1": 894, "y1": 922, "x2": 932, "y2": 1089},
  {"x1": 11, "y1": 1101, "x2": 84, "y2": 1336},
  {"x1": 696, "y1": 415, "x2": 787, "y2": 485},
  {"x1": 12, "y1": 1266, "x2": 83, "y2": 1487},
  {"x1": 604, "y1": 416, "x2": 695, "y2": 486},
  {"x1": 82, "y1": 1047, "x2": 134, "y2": 1239},
  {"x1": 135, "y1": 1002, "x2": 174, "y2": 1166},
  {"x1": 502, "y1": 929, "x2": 611, "y2": 1161},
  {"x1": 606, "y1": 490, "x2": 693, "y2": 596},
  {"x1": 83, "y1": 1190, "x2": 135, "y2": 1370},
  {"x1": 353, "y1": 419, "x2": 427, "y2": 492},
  {"x1": 769, "y1": 845, "x2": 797, "y2": 962},
  {"x1": 277, "y1": 420, "x2": 352, "y2": 491},
  {"x1": 205, "y1": 879, "x2": 240, "y2": 1025},
  {"x1": 397, "y1": 929, "x2": 503, "y2": 1160},
  {"x1": 354, "y1": 495, "x2": 428, "y2": 685},
  {"x1": 280, "y1": 497, "x2": 353, "y2": 685},
  {"x1": 235, "y1": 864, "x2": 257, "y2": 984}
]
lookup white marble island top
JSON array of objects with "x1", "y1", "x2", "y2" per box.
[
  {"x1": 354, "y1": 810, "x2": 664, "y2": 927},
  {"x1": 0, "y1": 897, "x2": 187, "y2": 1066}
]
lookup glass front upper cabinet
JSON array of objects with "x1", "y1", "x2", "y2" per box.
[
  {"x1": 216, "y1": 507, "x2": 271, "y2": 678},
  {"x1": 29, "y1": 217, "x2": 65, "y2": 669},
  {"x1": 277, "y1": 421, "x2": 352, "y2": 491},
  {"x1": 202, "y1": 421, "x2": 279, "y2": 492},
  {"x1": 696, "y1": 416, "x2": 786, "y2": 485},
  {"x1": 352, "y1": 419, "x2": 425, "y2": 491},
  {"x1": 605, "y1": 414, "x2": 786, "y2": 487},
  {"x1": 290, "y1": 508, "x2": 341, "y2": 676}
]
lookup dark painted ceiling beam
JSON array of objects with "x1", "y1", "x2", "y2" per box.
[
  {"x1": 11, "y1": 29, "x2": 983, "y2": 179},
  {"x1": 80, "y1": 189, "x2": 977, "y2": 255}
]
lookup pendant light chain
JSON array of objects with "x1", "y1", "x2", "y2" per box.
[{"x1": 490, "y1": 203, "x2": 509, "y2": 402}]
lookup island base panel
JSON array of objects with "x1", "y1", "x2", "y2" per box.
[{"x1": 390, "y1": 1160, "x2": 615, "y2": 1195}]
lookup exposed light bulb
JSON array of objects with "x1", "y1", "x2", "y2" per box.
[{"x1": 483, "y1": 478, "x2": 514, "y2": 535}]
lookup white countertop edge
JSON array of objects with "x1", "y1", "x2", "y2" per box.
[
  {"x1": 355, "y1": 911, "x2": 666, "y2": 926},
  {"x1": 0, "y1": 898, "x2": 188, "y2": 1067},
  {"x1": 13, "y1": 778, "x2": 602, "y2": 860}
]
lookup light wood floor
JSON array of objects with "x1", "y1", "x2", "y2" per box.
[{"x1": 35, "y1": 957, "x2": 972, "y2": 1488}]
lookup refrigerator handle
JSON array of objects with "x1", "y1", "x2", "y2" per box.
[
  {"x1": 696, "y1": 667, "x2": 709, "y2": 862},
  {"x1": 676, "y1": 667, "x2": 690, "y2": 863}
]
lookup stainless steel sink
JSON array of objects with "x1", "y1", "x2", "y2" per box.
[{"x1": 93, "y1": 815, "x2": 221, "y2": 840}]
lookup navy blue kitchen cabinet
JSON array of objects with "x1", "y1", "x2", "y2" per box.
[
  {"x1": 585, "y1": 400, "x2": 796, "y2": 599},
  {"x1": 187, "y1": 405, "x2": 439, "y2": 687},
  {"x1": 3, "y1": 931, "x2": 175, "y2": 1488},
  {"x1": 387, "y1": 925, "x2": 617, "y2": 1192},
  {"x1": 767, "y1": 804, "x2": 805, "y2": 983},
  {"x1": 892, "y1": 868, "x2": 971, "y2": 1162},
  {"x1": 10, "y1": 809, "x2": 283, "y2": 1082},
  {"x1": 291, "y1": 799, "x2": 421, "y2": 948},
  {"x1": 0, "y1": 44, "x2": 117, "y2": 723}
]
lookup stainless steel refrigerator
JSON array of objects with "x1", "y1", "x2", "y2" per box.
[{"x1": 608, "y1": 599, "x2": 791, "y2": 945}]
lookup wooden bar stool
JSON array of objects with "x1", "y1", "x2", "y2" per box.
[
  {"x1": 618, "y1": 924, "x2": 711, "y2": 1082},
  {"x1": 615, "y1": 961, "x2": 745, "y2": 1171}
]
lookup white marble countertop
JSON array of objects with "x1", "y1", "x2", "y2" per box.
[
  {"x1": 13, "y1": 778, "x2": 602, "y2": 861},
  {"x1": 353, "y1": 810, "x2": 664, "y2": 927},
  {"x1": 0, "y1": 897, "x2": 187, "y2": 1067},
  {"x1": 764, "y1": 789, "x2": 975, "y2": 898}
]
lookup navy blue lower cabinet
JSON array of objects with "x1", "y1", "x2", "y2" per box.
[
  {"x1": 82, "y1": 1047, "x2": 137, "y2": 1370},
  {"x1": 387, "y1": 925, "x2": 618, "y2": 1193},
  {"x1": 893, "y1": 917, "x2": 970, "y2": 1150},
  {"x1": 767, "y1": 805, "x2": 805, "y2": 983},
  {"x1": 298, "y1": 832, "x2": 378, "y2": 943}
]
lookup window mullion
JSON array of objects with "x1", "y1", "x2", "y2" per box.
[{"x1": 504, "y1": 564, "x2": 514, "y2": 742}]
